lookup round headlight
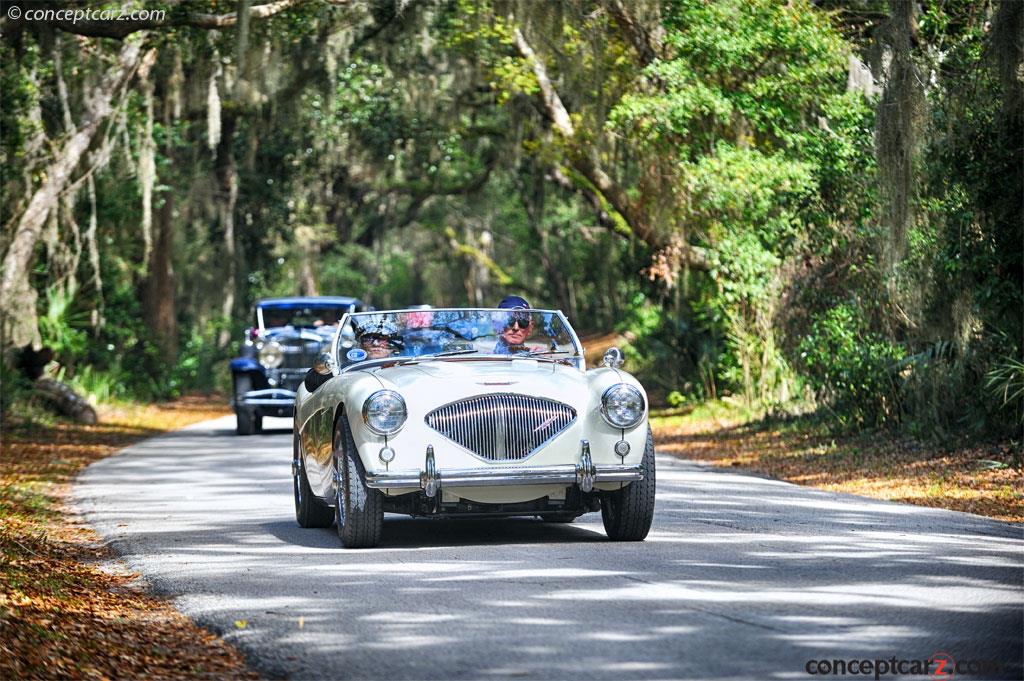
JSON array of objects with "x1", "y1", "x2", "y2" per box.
[
  {"x1": 258, "y1": 341, "x2": 284, "y2": 369},
  {"x1": 362, "y1": 390, "x2": 407, "y2": 435},
  {"x1": 600, "y1": 383, "x2": 645, "y2": 429}
]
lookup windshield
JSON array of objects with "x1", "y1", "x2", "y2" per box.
[
  {"x1": 336, "y1": 309, "x2": 582, "y2": 369},
  {"x1": 259, "y1": 305, "x2": 347, "y2": 329}
]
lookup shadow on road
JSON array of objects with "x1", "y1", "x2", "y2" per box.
[
  {"x1": 75, "y1": 423, "x2": 1024, "y2": 681},
  {"x1": 262, "y1": 516, "x2": 605, "y2": 550}
]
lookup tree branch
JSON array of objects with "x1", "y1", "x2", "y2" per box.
[
  {"x1": 512, "y1": 25, "x2": 708, "y2": 273},
  {"x1": 512, "y1": 28, "x2": 574, "y2": 138},
  {"x1": 603, "y1": 0, "x2": 658, "y2": 67},
  {"x1": 53, "y1": 0, "x2": 308, "y2": 39},
  {"x1": 1, "y1": 42, "x2": 154, "y2": 349}
]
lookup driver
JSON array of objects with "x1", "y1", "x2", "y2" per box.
[
  {"x1": 493, "y1": 295, "x2": 536, "y2": 356},
  {"x1": 356, "y1": 317, "x2": 403, "y2": 360}
]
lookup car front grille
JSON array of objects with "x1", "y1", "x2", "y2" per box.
[
  {"x1": 277, "y1": 338, "x2": 323, "y2": 370},
  {"x1": 424, "y1": 394, "x2": 577, "y2": 462}
]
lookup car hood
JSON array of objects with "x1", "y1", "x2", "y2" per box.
[{"x1": 367, "y1": 359, "x2": 591, "y2": 413}]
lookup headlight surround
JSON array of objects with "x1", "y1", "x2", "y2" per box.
[
  {"x1": 600, "y1": 383, "x2": 645, "y2": 429},
  {"x1": 362, "y1": 390, "x2": 407, "y2": 435},
  {"x1": 258, "y1": 341, "x2": 284, "y2": 369}
]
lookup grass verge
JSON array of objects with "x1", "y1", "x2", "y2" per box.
[
  {"x1": 652, "y1": 401, "x2": 1023, "y2": 523},
  {"x1": 0, "y1": 397, "x2": 260, "y2": 680}
]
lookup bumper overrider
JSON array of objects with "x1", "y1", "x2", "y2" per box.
[{"x1": 365, "y1": 439, "x2": 645, "y2": 497}]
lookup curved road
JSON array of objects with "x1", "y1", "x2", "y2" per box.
[{"x1": 73, "y1": 416, "x2": 1023, "y2": 680}]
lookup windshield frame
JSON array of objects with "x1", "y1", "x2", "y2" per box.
[
  {"x1": 257, "y1": 303, "x2": 356, "y2": 331},
  {"x1": 330, "y1": 308, "x2": 585, "y2": 373}
]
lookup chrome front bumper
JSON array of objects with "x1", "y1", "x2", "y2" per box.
[
  {"x1": 236, "y1": 388, "x2": 296, "y2": 407},
  {"x1": 365, "y1": 440, "x2": 644, "y2": 496}
]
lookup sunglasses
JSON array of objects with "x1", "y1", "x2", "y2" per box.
[
  {"x1": 504, "y1": 315, "x2": 532, "y2": 331},
  {"x1": 362, "y1": 335, "x2": 391, "y2": 345}
]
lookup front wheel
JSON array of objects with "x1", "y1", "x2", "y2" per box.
[
  {"x1": 334, "y1": 416, "x2": 383, "y2": 548},
  {"x1": 601, "y1": 426, "x2": 656, "y2": 541},
  {"x1": 234, "y1": 374, "x2": 257, "y2": 436},
  {"x1": 236, "y1": 409, "x2": 256, "y2": 435}
]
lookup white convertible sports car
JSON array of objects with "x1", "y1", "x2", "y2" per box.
[{"x1": 292, "y1": 307, "x2": 655, "y2": 548}]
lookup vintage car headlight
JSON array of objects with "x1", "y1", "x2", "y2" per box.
[
  {"x1": 258, "y1": 341, "x2": 284, "y2": 369},
  {"x1": 600, "y1": 383, "x2": 645, "y2": 429},
  {"x1": 362, "y1": 390, "x2": 407, "y2": 435}
]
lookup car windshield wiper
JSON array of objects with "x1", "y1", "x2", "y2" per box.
[
  {"x1": 392, "y1": 349, "x2": 479, "y2": 366},
  {"x1": 526, "y1": 350, "x2": 571, "y2": 357},
  {"x1": 429, "y1": 349, "x2": 479, "y2": 358}
]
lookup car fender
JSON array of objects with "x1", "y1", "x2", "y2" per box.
[
  {"x1": 296, "y1": 370, "x2": 383, "y2": 499},
  {"x1": 229, "y1": 358, "x2": 262, "y2": 374}
]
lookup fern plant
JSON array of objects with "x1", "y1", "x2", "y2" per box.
[{"x1": 986, "y1": 356, "x2": 1024, "y2": 424}]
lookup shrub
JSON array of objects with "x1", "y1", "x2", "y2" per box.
[{"x1": 799, "y1": 304, "x2": 903, "y2": 428}]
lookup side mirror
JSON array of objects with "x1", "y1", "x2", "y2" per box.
[
  {"x1": 313, "y1": 352, "x2": 336, "y2": 376},
  {"x1": 602, "y1": 347, "x2": 624, "y2": 369}
]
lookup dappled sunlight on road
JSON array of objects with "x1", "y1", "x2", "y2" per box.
[{"x1": 74, "y1": 416, "x2": 1024, "y2": 680}]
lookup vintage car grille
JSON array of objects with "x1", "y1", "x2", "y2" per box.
[
  {"x1": 425, "y1": 394, "x2": 577, "y2": 462},
  {"x1": 276, "y1": 338, "x2": 323, "y2": 370}
]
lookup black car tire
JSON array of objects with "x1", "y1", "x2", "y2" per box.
[
  {"x1": 236, "y1": 409, "x2": 255, "y2": 435},
  {"x1": 334, "y1": 415, "x2": 383, "y2": 548},
  {"x1": 234, "y1": 374, "x2": 257, "y2": 436},
  {"x1": 601, "y1": 425, "x2": 656, "y2": 541},
  {"x1": 293, "y1": 432, "x2": 334, "y2": 528}
]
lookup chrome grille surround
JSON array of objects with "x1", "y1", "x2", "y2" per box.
[
  {"x1": 424, "y1": 394, "x2": 577, "y2": 462},
  {"x1": 276, "y1": 337, "x2": 323, "y2": 370}
]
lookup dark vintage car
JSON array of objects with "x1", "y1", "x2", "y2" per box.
[{"x1": 229, "y1": 296, "x2": 368, "y2": 435}]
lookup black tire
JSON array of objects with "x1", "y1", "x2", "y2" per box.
[
  {"x1": 254, "y1": 414, "x2": 264, "y2": 434},
  {"x1": 234, "y1": 374, "x2": 256, "y2": 436},
  {"x1": 236, "y1": 409, "x2": 255, "y2": 435},
  {"x1": 334, "y1": 415, "x2": 383, "y2": 548},
  {"x1": 601, "y1": 425, "x2": 656, "y2": 541},
  {"x1": 293, "y1": 432, "x2": 334, "y2": 528}
]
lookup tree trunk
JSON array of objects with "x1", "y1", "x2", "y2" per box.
[
  {"x1": 143, "y1": 192, "x2": 178, "y2": 360},
  {"x1": 295, "y1": 226, "x2": 320, "y2": 296},
  {"x1": 0, "y1": 41, "x2": 151, "y2": 351},
  {"x1": 215, "y1": 114, "x2": 239, "y2": 348},
  {"x1": 523, "y1": 162, "x2": 572, "y2": 313}
]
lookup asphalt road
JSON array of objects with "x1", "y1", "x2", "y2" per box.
[{"x1": 73, "y1": 416, "x2": 1023, "y2": 681}]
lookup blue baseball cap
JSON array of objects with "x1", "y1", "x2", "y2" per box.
[{"x1": 497, "y1": 295, "x2": 530, "y2": 310}]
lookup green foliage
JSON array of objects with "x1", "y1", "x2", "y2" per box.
[
  {"x1": 2, "y1": 0, "x2": 1017, "y2": 450},
  {"x1": 0, "y1": 40, "x2": 42, "y2": 189},
  {"x1": 38, "y1": 285, "x2": 89, "y2": 362},
  {"x1": 799, "y1": 304, "x2": 903, "y2": 428},
  {"x1": 986, "y1": 356, "x2": 1024, "y2": 426},
  {"x1": 666, "y1": 391, "x2": 686, "y2": 408},
  {"x1": 610, "y1": 0, "x2": 846, "y2": 155},
  {"x1": 0, "y1": 361, "x2": 35, "y2": 425}
]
